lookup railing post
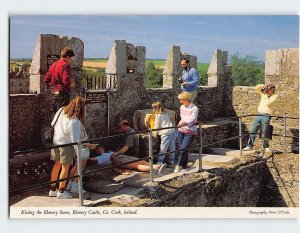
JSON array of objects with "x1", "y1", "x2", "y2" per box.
[
  {"x1": 148, "y1": 129, "x2": 154, "y2": 183},
  {"x1": 76, "y1": 141, "x2": 84, "y2": 207},
  {"x1": 239, "y1": 117, "x2": 243, "y2": 157},
  {"x1": 198, "y1": 122, "x2": 203, "y2": 172},
  {"x1": 106, "y1": 86, "x2": 110, "y2": 136},
  {"x1": 283, "y1": 115, "x2": 287, "y2": 153}
]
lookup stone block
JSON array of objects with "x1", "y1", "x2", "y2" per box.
[
  {"x1": 106, "y1": 40, "x2": 127, "y2": 75},
  {"x1": 162, "y1": 46, "x2": 181, "y2": 88},
  {"x1": 189, "y1": 55, "x2": 197, "y2": 69},
  {"x1": 85, "y1": 180, "x2": 124, "y2": 194},
  {"x1": 265, "y1": 50, "x2": 280, "y2": 76},
  {"x1": 287, "y1": 48, "x2": 299, "y2": 76},
  {"x1": 136, "y1": 46, "x2": 146, "y2": 75},
  {"x1": 109, "y1": 194, "x2": 140, "y2": 205},
  {"x1": 29, "y1": 34, "x2": 84, "y2": 94},
  {"x1": 207, "y1": 75, "x2": 218, "y2": 87}
]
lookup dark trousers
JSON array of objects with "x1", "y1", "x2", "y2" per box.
[
  {"x1": 51, "y1": 92, "x2": 70, "y2": 114},
  {"x1": 177, "y1": 131, "x2": 195, "y2": 168}
]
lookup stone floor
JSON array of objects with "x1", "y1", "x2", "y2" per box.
[{"x1": 10, "y1": 148, "x2": 256, "y2": 207}]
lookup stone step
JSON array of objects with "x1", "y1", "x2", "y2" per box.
[
  {"x1": 208, "y1": 147, "x2": 254, "y2": 158},
  {"x1": 188, "y1": 152, "x2": 239, "y2": 167}
]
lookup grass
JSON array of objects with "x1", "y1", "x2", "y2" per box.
[{"x1": 10, "y1": 58, "x2": 210, "y2": 76}]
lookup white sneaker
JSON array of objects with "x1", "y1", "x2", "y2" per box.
[
  {"x1": 174, "y1": 165, "x2": 182, "y2": 173},
  {"x1": 56, "y1": 191, "x2": 73, "y2": 199},
  {"x1": 158, "y1": 163, "x2": 167, "y2": 173},
  {"x1": 243, "y1": 146, "x2": 253, "y2": 151},
  {"x1": 265, "y1": 148, "x2": 272, "y2": 153},
  {"x1": 70, "y1": 182, "x2": 87, "y2": 194},
  {"x1": 49, "y1": 189, "x2": 58, "y2": 197},
  {"x1": 66, "y1": 181, "x2": 73, "y2": 191}
]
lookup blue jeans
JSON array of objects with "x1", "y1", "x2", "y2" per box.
[
  {"x1": 177, "y1": 131, "x2": 195, "y2": 168},
  {"x1": 247, "y1": 113, "x2": 271, "y2": 148},
  {"x1": 157, "y1": 130, "x2": 176, "y2": 164}
]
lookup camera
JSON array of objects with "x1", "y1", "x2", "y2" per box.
[
  {"x1": 178, "y1": 77, "x2": 185, "y2": 83},
  {"x1": 261, "y1": 86, "x2": 268, "y2": 93}
]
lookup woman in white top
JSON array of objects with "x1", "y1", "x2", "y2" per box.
[
  {"x1": 150, "y1": 101, "x2": 176, "y2": 166},
  {"x1": 174, "y1": 92, "x2": 198, "y2": 173},
  {"x1": 49, "y1": 96, "x2": 86, "y2": 199}
]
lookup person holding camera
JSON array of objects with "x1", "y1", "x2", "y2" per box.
[
  {"x1": 179, "y1": 59, "x2": 200, "y2": 102},
  {"x1": 243, "y1": 84, "x2": 279, "y2": 152}
]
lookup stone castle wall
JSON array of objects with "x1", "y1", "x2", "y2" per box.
[
  {"x1": 228, "y1": 48, "x2": 299, "y2": 152},
  {"x1": 29, "y1": 34, "x2": 84, "y2": 96},
  {"x1": 9, "y1": 34, "x2": 298, "y2": 154},
  {"x1": 9, "y1": 37, "x2": 232, "y2": 154}
]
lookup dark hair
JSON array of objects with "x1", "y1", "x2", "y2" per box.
[
  {"x1": 181, "y1": 58, "x2": 189, "y2": 64},
  {"x1": 61, "y1": 47, "x2": 75, "y2": 58},
  {"x1": 267, "y1": 84, "x2": 275, "y2": 90},
  {"x1": 119, "y1": 120, "x2": 130, "y2": 127}
]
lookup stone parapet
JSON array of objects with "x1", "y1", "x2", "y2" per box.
[{"x1": 29, "y1": 34, "x2": 84, "y2": 94}]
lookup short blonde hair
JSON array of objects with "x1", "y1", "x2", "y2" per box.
[{"x1": 178, "y1": 92, "x2": 192, "y2": 101}]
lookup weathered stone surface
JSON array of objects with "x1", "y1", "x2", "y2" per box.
[
  {"x1": 162, "y1": 46, "x2": 197, "y2": 89},
  {"x1": 109, "y1": 194, "x2": 140, "y2": 205},
  {"x1": 207, "y1": 49, "x2": 229, "y2": 87},
  {"x1": 9, "y1": 152, "x2": 52, "y2": 191},
  {"x1": 231, "y1": 84, "x2": 299, "y2": 152},
  {"x1": 162, "y1": 45, "x2": 181, "y2": 88},
  {"x1": 258, "y1": 153, "x2": 299, "y2": 207},
  {"x1": 29, "y1": 34, "x2": 84, "y2": 94},
  {"x1": 265, "y1": 48, "x2": 299, "y2": 76},
  {"x1": 136, "y1": 46, "x2": 146, "y2": 75},
  {"x1": 85, "y1": 179, "x2": 124, "y2": 194}
]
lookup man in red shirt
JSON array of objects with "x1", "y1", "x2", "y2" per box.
[{"x1": 44, "y1": 47, "x2": 75, "y2": 113}]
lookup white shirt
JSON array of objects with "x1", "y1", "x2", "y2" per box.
[
  {"x1": 154, "y1": 113, "x2": 175, "y2": 136},
  {"x1": 52, "y1": 107, "x2": 87, "y2": 156},
  {"x1": 178, "y1": 103, "x2": 198, "y2": 135}
]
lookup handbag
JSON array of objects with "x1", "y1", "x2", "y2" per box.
[{"x1": 42, "y1": 108, "x2": 63, "y2": 144}]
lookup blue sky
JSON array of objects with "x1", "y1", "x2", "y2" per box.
[{"x1": 10, "y1": 15, "x2": 299, "y2": 63}]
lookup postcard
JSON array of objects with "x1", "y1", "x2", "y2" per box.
[{"x1": 8, "y1": 15, "x2": 299, "y2": 220}]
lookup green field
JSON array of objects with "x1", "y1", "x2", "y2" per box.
[{"x1": 10, "y1": 58, "x2": 210, "y2": 81}]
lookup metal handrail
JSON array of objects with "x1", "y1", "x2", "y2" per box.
[
  {"x1": 9, "y1": 143, "x2": 202, "y2": 195},
  {"x1": 9, "y1": 114, "x2": 299, "y2": 206}
]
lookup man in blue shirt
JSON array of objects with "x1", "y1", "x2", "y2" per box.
[{"x1": 179, "y1": 59, "x2": 200, "y2": 102}]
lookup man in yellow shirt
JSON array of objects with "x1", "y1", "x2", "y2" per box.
[{"x1": 243, "y1": 84, "x2": 279, "y2": 152}]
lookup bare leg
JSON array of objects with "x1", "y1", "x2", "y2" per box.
[
  {"x1": 123, "y1": 161, "x2": 160, "y2": 172},
  {"x1": 58, "y1": 163, "x2": 70, "y2": 189},
  {"x1": 50, "y1": 161, "x2": 61, "y2": 189},
  {"x1": 70, "y1": 160, "x2": 87, "y2": 182},
  {"x1": 69, "y1": 165, "x2": 77, "y2": 182}
]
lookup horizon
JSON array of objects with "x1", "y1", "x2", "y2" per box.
[{"x1": 10, "y1": 15, "x2": 299, "y2": 63}]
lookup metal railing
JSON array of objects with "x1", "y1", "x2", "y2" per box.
[{"x1": 9, "y1": 114, "x2": 299, "y2": 206}]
